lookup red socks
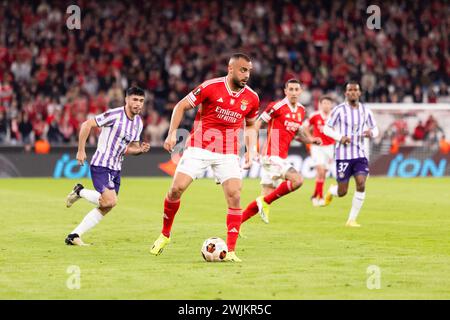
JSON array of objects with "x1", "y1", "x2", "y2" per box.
[
  {"x1": 263, "y1": 180, "x2": 293, "y2": 204},
  {"x1": 226, "y1": 208, "x2": 242, "y2": 252},
  {"x1": 241, "y1": 200, "x2": 258, "y2": 223},
  {"x1": 313, "y1": 179, "x2": 324, "y2": 198},
  {"x1": 161, "y1": 199, "x2": 243, "y2": 253},
  {"x1": 161, "y1": 196, "x2": 181, "y2": 237}
]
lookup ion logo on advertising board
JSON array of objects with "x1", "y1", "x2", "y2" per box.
[
  {"x1": 53, "y1": 154, "x2": 91, "y2": 179},
  {"x1": 387, "y1": 154, "x2": 447, "y2": 177}
]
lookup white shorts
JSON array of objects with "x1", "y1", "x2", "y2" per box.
[
  {"x1": 311, "y1": 144, "x2": 334, "y2": 169},
  {"x1": 175, "y1": 147, "x2": 242, "y2": 184},
  {"x1": 260, "y1": 155, "x2": 295, "y2": 187}
]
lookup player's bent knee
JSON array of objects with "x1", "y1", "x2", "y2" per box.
[
  {"x1": 99, "y1": 207, "x2": 112, "y2": 215},
  {"x1": 338, "y1": 188, "x2": 348, "y2": 197},
  {"x1": 227, "y1": 192, "x2": 241, "y2": 203},
  {"x1": 225, "y1": 190, "x2": 241, "y2": 206},
  {"x1": 168, "y1": 184, "x2": 187, "y2": 200},
  {"x1": 104, "y1": 200, "x2": 117, "y2": 208},
  {"x1": 110, "y1": 198, "x2": 118, "y2": 207},
  {"x1": 290, "y1": 175, "x2": 303, "y2": 190},
  {"x1": 100, "y1": 196, "x2": 117, "y2": 209}
]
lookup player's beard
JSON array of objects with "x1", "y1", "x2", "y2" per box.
[
  {"x1": 128, "y1": 105, "x2": 141, "y2": 116},
  {"x1": 347, "y1": 95, "x2": 359, "y2": 105},
  {"x1": 349, "y1": 98, "x2": 358, "y2": 105},
  {"x1": 233, "y1": 77, "x2": 246, "y2": 89}
]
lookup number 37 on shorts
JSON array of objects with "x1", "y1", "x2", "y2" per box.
[{"x1": 336, "y1": 158, "x2": 369, "y2": 182}]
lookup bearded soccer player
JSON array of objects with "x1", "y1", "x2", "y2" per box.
[
  {"x1": 149, "y1": 53, "x2": 259, "y2": 262},
  {"x1": 64, "y1": 86, "x2": 150, "y2": 245},
  {"x1": 323, "y1": 82, "x2": 379, "y2": 227},
  {"x1": 306, "y1": 96, "x2": 335, "y2": 206},
  {"x1": 241, "y1": 79, "x2": 322, "y2": 225}
]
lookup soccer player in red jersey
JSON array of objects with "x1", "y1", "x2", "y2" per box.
[
  {"x1": 241, "y1": 79, "x2": 322, "y2": 225},
  {"x1": 305, "y1": 96, "x2": 335, "y2": 206},
  {"x1": 150, "y1": 53, "x2": 259, "y2": 262}
]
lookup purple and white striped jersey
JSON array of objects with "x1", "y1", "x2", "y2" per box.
[
  {"x1": 326, "y1": 102, "x2": 377, "y2": 160},
  {"x1": 90, "y1": 106, "x2": 143, "y2": 171}
]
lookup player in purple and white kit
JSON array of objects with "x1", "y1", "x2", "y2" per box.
[
  {"x1": 322, "y1": 82, "x2": 379, "y2": 227},
  {"x1": 64, "y1": 87, "x2": 150, "y2": 245}
]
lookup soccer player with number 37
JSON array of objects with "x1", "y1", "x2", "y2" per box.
[{"x1": 323, "y1": 82, "x2": 379, "y2": 227}]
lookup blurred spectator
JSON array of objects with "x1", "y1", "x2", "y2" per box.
[
  {"x1": 0, "y1": 80, "x2": 13, "y2": 107},
  {"x1": 19, "y1": 112, "x2": 33, "y2": 145},
  {"x1": 438, "y1": 83, "x2": 449, "y2": 102},
  {"x1": 390, "y1": 116, "x2": 409, "y2": 145},
  {"x1": 0, "y1": 111, "x2": 8, "y2": 143},
  {"x1": 32, "y1": 113, "x2": 46, "y2": 141},
  {"x1": 59, "y1": 112, "x2": 75, "y2": 143},
  {"x1": 46, "y1": 116, "x2": 63, "y2": 143},
  {"x1": 412, "y1": 121, "x2": 426, "y2": 141},
  {"x1": 424, "y1": 115, "x2": 444, "y2": 147},
  {"x1": 427, "y1": 89, "x2": 437, "y2": 103},
  {"x1": 424, "y1": 115, "x2": 440, "y2": 138},
  {"x1": 413, "y1": 85, "x2": 423, "y2": 103},
  {"x1": 144, "y1": 109, "x2": 169, "y2": 146},
  {"x1": 9, "y1": 114, "x2": 21, "y2": 143}
]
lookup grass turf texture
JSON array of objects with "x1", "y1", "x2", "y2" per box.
[{"x1": 1, "y1": 177, "x2": 449, "y2": 299}]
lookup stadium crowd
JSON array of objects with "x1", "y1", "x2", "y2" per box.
[
  {"x1": 0, "y1": 0, "x2": 448, "y2": 147},
  {"x1": 380, "y1": 114, "x2": 448, "y2": 153}
]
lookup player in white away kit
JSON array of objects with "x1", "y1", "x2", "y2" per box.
[
  {"x1": 64, "y1": 87, "x2": 150, "y2": 245},
  {"x1": 323, "y1": 82, "x2": 379, "y2": 227}
]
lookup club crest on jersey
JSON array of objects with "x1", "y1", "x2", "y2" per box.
[
  {"x1": 240, "y1": 100, "x2": 248, "y2": 111},
  {"x1": 123, "y1": 133, "x2": 132, "y2": 143},
  {"x1": 193, "y1": 87, "x2": 201, "y2": 96}
]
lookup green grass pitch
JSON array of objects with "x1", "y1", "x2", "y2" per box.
[{"x1": 1, "y1": 177, "x2": 449, "y2": 299}]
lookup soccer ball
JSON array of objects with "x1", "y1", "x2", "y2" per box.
[{"x1": 201, "y1": 237, "x2": 228, "y2": 262}]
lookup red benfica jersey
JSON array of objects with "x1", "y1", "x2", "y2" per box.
[
  {"x1": 307, "y1": 111, "x2": 335, "y2": 146},
  {"x1": 185, "y1": 77, "x2": 259, "y2": 155},
  {"x1": 259, "y1": 97, "x2": 306, "y2": 159}
]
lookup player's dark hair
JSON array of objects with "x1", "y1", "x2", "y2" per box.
[
  {"x1": 126, "y1": 86, "x2": 145, "y2": 97},
  {"x1": 285, "y1": 78, "x2": 301, "y2": 88},
  {"x1": 345, "y1": 81, "x2": 361, "y2": 91},
  {"x1": 230, "y1": 53, "x2": 251, "y2": 62},
  {"x1": 319, "y1": 95, "x2": 334, "y2": 103}
]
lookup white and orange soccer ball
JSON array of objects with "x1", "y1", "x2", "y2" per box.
[{"x1": 201, "y1": 237, "x2": 228, "y2": 262}]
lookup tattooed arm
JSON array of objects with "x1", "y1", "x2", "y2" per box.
[{"x1": 294, "y1": 127, "x2": 322, "y2": 145}]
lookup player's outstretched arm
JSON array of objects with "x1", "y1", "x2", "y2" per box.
[
  {"x1": 125, "y1": 142, "x2": 151, "y2": 155},
  {"x1": 77, "y1": 118, "x2": 98, "y2": 166},
  {"x1": 164, "y1": 97, "x2": 192, "y2": 152},
  {"x1": 323, "y1": 125, "x2": 350, "y2": 144},
  {"x1": 295, "y1": 127, "x2": 322, "y2": 145}
]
